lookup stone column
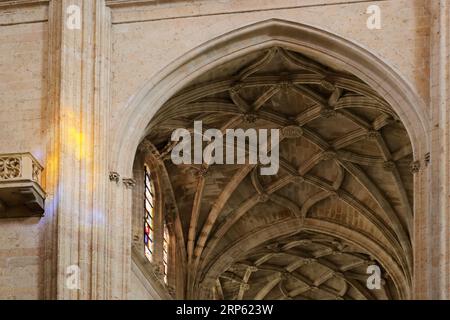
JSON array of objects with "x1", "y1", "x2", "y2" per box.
[
  {"x1": 45, "y1": 0, "x2": 112, "y2": 299},
  {"x1": 108, "y1": 174, "x2": 133, "y2": 299},
  {"x1": 417, "y1": 0, "x2": 450, "y2": 300}
]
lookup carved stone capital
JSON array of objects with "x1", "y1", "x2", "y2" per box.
[
  {"x1": 109, "y1": 171, "x2": 120, "y2": 183},
  {"x1": 123, "y1": 178, "x2": 136, "y2": 189},
  {"x1": 410, "y1": 161, "x2": 421, "y2": 174}
]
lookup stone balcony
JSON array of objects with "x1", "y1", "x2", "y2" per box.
[{"x1": 0, "y1": 153, "x2": 45, "y2": 218}]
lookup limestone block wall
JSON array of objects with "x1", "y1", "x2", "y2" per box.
[
  {"x1": 128, "y1": 255, "x2": 172, "y2": 300},
  {"x1": 0, "y1": 3, "x2": 48, "y2": 300},
  {"x1": 110, "y1": 0, "x2": 431, "y2": 128},
  {"x1": 129, "y1": 267, "x2": 153, "y2": 300}
]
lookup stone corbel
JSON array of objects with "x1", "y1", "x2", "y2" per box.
[
  {"x1": 109, "y1": 171, "x2": 120, "y2": 183},
  {"x1": 410, "y1": 161, "x2": 421, "y2": 174},
  {"x1": 123, "y1": 178, "x2": 136, "y2": 189}
]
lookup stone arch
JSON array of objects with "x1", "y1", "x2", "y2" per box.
[
  {"x1": 198, "y1": 218, "x2": 410, "y2": 299},
  {"x1": 108, "y1": 19, "x2": 430, "y2": 299},
  {"x1": 111, "y1": 18, "x2": 429, "y2": 176}
]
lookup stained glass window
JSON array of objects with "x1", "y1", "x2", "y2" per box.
[
  {"x1": 143, "y1": 164, "x2": 170, "y2": 284},
  {"x1": 144, "y1": 165, "x2": 154, "y2": 262},
  {"x1": 163, "y1": 224, "x2": 169, "y2": 284}
]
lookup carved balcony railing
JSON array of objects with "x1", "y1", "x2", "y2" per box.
[{"x1": 0, "y1": 153, "x2": 45, "y2": 218}]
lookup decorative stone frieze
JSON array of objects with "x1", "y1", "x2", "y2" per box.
[{"x1": 0, "y1": 153, "x2": 45, "y2": 218}]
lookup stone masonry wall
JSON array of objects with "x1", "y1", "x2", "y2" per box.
[{"x1": 0, "y1": 4, "x2": 48, "y2": 299}]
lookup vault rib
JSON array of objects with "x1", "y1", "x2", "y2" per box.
[
  {"x1": 373, "y1": 133, "x2": 414, "y2": 233},
  {"x1": 142, "y1": 47, "x2": 413, "y2": 299},
  {"x1": 139, "y1": 139, "x2": 188, "y2": 271}
]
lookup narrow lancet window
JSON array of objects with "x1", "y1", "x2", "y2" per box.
[{"x1": 144, "y1": 165, "x2": 155, "y2": 262}]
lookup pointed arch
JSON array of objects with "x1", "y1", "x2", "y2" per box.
[
  {"x1": 111, "y1": 19, "x2": 429, "y2": 176},
  {"x1": 107, "y1": 19, "x2": 431, "y2": 299}
]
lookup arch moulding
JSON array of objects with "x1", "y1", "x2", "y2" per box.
[{"x1": 107, "y1": 19, "x2": 434, "y2": 299}]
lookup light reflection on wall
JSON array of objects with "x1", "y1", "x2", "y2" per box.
[{"x1": 43, "y1": 108, "x2": 99, "y2": 219}]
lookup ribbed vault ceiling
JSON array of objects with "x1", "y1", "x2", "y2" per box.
[{"x1": 140, "y1": 47, "x2": 414, "y2": 300}]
